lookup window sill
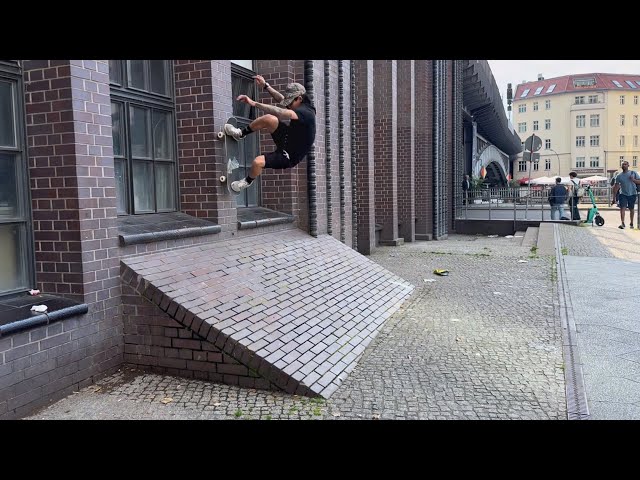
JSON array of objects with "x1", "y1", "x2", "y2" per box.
[
  {"x1": 0, "y1": 293, "x2": 88, "y2": 337},
  {"x1": 237, "y1": 207, "x2": 294, "y2": 230},
  {"x1": 117, "y1": 212, "x2": 221, "y2": 246}
]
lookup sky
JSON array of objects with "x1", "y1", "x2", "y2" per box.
[{"x1": 488, "y1": 60, "x2": 640, "y2": 115}]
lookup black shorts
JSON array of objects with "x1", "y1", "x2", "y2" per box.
[{"x1": 264, "y1": 150, "x2": 300, "y2": 169}]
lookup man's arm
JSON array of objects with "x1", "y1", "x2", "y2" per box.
[
  {"x1": 237, "y1": 95, "x2": 298, "y2": 121},
  {"x1": 254, "y1": 75, "x2": 284, "y2": 103}
]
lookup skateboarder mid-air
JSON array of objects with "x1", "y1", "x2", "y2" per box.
[{"x1": 224, "y1": 75, "x2": 316, "y2": 193}]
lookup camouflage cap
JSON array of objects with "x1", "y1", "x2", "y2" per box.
[{"x1": 278, "y1": 82, "x2": 306, "y2": 107}]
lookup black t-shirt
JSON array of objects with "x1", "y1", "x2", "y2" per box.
[{"x1": 274, "y1": 103, "x2": 316, "y2": 163}]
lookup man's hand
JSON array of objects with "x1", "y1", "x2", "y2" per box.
[
  {"x1": 236, "y1": 95, "x2": 256, "y2": 107},
  {"x1": 253, "y1": 75, "x2": 266, "y2": 88}
]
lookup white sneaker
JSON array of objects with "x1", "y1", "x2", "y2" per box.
[
  {"x1": 231, "y1": 178, "x2": 250, "y2": 192},
  {"x1": 224, "y1": 124, "x2": 243, "y2": 140}
]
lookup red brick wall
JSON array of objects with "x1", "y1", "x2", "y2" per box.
[
  {"x1": 175, "y1": 60, "x2": 236, "y2": 231},
  {"x1": 397, "y1": 60, "x2": 415, "y2": 242},
  {"x1": 415, "y1": 60, "x2": 434, "y2": 240},
  {"x1": 373, "y1": 60, "x2": 399, "y2": 244},
  {"x1": 353, "y1": 60, "x2": 376, "y2": 254}
]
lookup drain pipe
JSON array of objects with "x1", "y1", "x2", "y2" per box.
[{"x1": 304, "y1": 60, "x2": 318, "y2": 237}]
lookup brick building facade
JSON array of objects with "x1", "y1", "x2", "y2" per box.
[{"x1": 0, "y1": 59, "x2": 464, "y2": 418}]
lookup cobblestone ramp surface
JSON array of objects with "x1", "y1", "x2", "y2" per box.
[{"x1": 121, "y1": 230, "x2": 414, "y2": 398}]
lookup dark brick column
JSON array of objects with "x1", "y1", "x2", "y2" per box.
[
  {"x1": 373, "y1": 60, "x2": 402, "y2": 247},
  {"x1": 397, "y1": 60, "x2": 415, "y2": 243},
  {"x1": 415, "y1": 60, "x2": 434, "y2": 241},
  {"x1": 175, "y1": 60, "x2": 236, "y2": 231},
  {"x1": 352, "y1": 60, "x2": 376, "y2": 254}
]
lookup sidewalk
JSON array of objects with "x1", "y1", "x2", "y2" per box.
[{"x1": 24, "y1": 233, "x2": 566, "y2": 420}]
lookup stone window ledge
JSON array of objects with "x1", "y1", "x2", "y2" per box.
[
  {"x1": 117, "y1": 212, "x2": 221, "y2": 246},
  {"x1": 0, "y1": 293, "x2": 88, "y2": 337},
  {"x1": 237, "y1": 207, "x2": 294, "y2": 230}
]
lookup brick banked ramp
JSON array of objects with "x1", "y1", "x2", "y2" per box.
[{"x1": 121, "y1": 230, "x2": 414, "y2": 398}]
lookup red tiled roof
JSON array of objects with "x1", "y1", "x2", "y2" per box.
[{"x1": 514, "y1": 73, "x2": 640, "y2": 99}]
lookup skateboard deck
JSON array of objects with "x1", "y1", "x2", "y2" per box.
[{"x1": 219, "y1": 116, "x2": 242, "y2": 195}]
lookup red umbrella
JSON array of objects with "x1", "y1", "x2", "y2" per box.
[{"x1": 517, "y1": 177, "x2": 531, "y2": 185}]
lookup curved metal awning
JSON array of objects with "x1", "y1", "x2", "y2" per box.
[{"x1": 463, "y1": 60, "x2": 522, "y2": 156}]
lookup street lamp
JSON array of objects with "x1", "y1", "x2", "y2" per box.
[{"x1": 546, "y1": 147, "x2": 560, "y2": 177}]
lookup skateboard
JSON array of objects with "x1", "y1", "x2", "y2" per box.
[{"x1": 217, "y1": 116, "x2": 242, "y2": 195}]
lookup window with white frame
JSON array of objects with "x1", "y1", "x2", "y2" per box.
[
  {"x1": 588, "y1": 95, "x2": 598, "y2": 104},
  {"x1": 590, "y1": 135, "x2": 600, "y2": 147},
  {"x1": 575, "y1": 157, "x2": 585, "y2": 168},
  {"x1": 576, "y1": 115, "x2": 585, "y2": 128},
  {"x1": 518, "y1": 122, "x2": 526, "y2": 133},
  {"x1": 575, "y1": 96, "x2": 585, "y2": 104},
  {"x1": 533, "y1": 120, "x2": 539, "y2": 131},
  {"x1": 620, "y1": 114, "x2": 625, "y2": 126},
  {"x1": 533, "y1": 162, "x2": 539, "y2": 171},
  {"x1": 518, "y1": 160, "x2": 527, "y2": 172},
  {"x1": 545, "y1": 139, "x2": 551, "y2": 149},
  {"x1": 533, "y1": 101, "x2": 538, "y2": 111},
  {"x1": 576, "y1": 136, "x2": 585, "y2": 147},
  {"x1": 634, "y1": 156, "x2": 638, "y2": 167},
  {"x1": 545, "y1": 99, "x2": 551, "y2": 110},
  {"x1": 545, "y1": 159, "x2": 551, "y2": 171},
  {"x1": 620, "y1": 95, "x2": 625, "y2": 105},
  {"x1": 518, "y1": 104, "x2": 526, "y2": 113},
  {"x1": 635, "y1": 135, "x2": 639, "y2": 148},
  {"x1": 590, "y1": 114, "x2": 600, "y2": 127},
  {"x1": 635, "y1": 95, "x2": 638, "y2": 105},
  {"x1": 620, "y1": 156, "x2": 625, "y2": 165},
  {"x1": 634, "y1": 115, "x2": 638, "y2": 127},
  {"x1": 0, "y1": 62, "x2": 33, "y2": 296},
  {"x1": 620, "y1": 135, "x2": 625, "y2": 147},
  {"x1": 590, "y1": 156, "x2": 600, "y2": 168},
  {"x1": 545, "y1": 119, "x2": 551, "y2": 130}
]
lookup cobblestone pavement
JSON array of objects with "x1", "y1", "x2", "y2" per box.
[{"x1": 25, "y1": 234, "x2": 566, "y2": 420}]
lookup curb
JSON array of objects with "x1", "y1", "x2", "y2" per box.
[{"x1": 553, "y1": 224, "x2": 590, "y2": 420}]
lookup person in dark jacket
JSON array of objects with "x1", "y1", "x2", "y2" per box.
[
  {"x1": 224, "y1": 77, "x2": 316, "y2": 193},
  {"x1": 461, "y1": 174, "x2": 471, "y2": 204},
  {"x1": 548, "y1": 177, "x2": 568, "y2": 220}
]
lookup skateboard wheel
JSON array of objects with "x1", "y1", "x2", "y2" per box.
[
  {"x1": 220, "y1": 175, "x2": 226, "y2": 183},
  {"x1": 217, "y1": 131, "x2": 225, "y2": 140}
]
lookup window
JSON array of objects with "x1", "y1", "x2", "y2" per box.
[
  {"x1": 634, "y1": 115, "x2": 638, "y2": 127},
  {"x1": 534, "y1": 86, "x2": 543, "y2": 95},
  {"x1": 533, "y1": 120, "x2": 539, "y2": 131},
  {"x1": 109, "y1": 60, "x2": 177, "y2": 215},
  {"x1": 518, "y1": 160, "x2": 527, "y2": 172},
  {"x1": 614, "y1": 81, "x2": 624, "y2": 88},
  {"x1": 518, "y1": 122, "x2": 527, "y2": 133},
  {"x1": 231, "y1": 61, "x2": 260, "y2": 208},
  {"x1": 576, "y1": 115, "x2": 585, "y2": 128},
  {"x1": 545, "y1": 159, "x2": 551, "y2": 171},
  {"x1": 635, "y1": 135, "x2": 639, "y2": 148},
  {"x1": 545, "y1": 139, "x2": 551, "y2": 149},
  {"x1": 533, "y1": 101, "x2": 539, "y2": 111},
  {"x1": 545, "y1": 100, "x2": 551, "y2": 110},
  {"x1": 590, "y1": 135, "x2": 600, "y2": 147},
  {"x1": 588, "y1": 95, "x2": 598, "y2": 104},
  {"x1": 574, "y1": 78, "x2": 596, "y2": 87},
  {"x1": 635, "y1": 95, "x2": 639, "y2": 105},
  {"x1": 626, "y1": 80, "x2": 638, "y2": 89},
  {"x1": 576, "y1": 136, "x2": 585, "y2": 147},
  {"x1": 634, "y1": 156, "x2": 638, "y2": 167},
  {"x1": 546, "y1": 84, "x2": 556, "y2": 93},
  {"x1": 590, "y1": 114, "x2": 600, "y2": 127},
  {"x1": 520, "y1": 88, "x2": 530, "y2": 98},
  {"x1": 620, "y1": 115, "x2": 625, "y2": 126},
  {"x1": 518, "y1": 104, "x2": 526, "y2": 113},
  {"x1": 620, "y1": 135, "x2": 625, "y2": 147},
  {"x1": 533, "y1": 162, "x2": 539, "y2": 171},
  {"x1": 575, "y1": 96, "x2": 585, "y2": 105},
  {"x1": 590, "y1": 157, "x2": 600, "y2": 168},
  {"x1": 0, "y1": 63, "x2": 33, "y2": 296},
  {"x1": 545, "y1": 119, "x2": 551, "y2": 130},
  {"x1": 620, "y1": 156, "x2": 625, "y2": 166},
  {"x1": 620, "y1": 95, "x2": 625, "y2": 105},
  {"x1": 575, "y1": 157, "x2": 585, "y2": 168}
]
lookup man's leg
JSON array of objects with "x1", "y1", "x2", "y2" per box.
[
  {"x1": 619, "y1": 205, "x2": 627, "y2": 229},
  {"x1": 231, "y1": 155, "x2": 266, "y2": 193},
  {"x1": 231, "y1": 150, "x2": 294, "y2": 193},
  {"x1": 225, "y1": 114, "x2": 279, "y2": 140},
  {"x1": 630, "y1": 209, "x2": 635, "y2": 228}
]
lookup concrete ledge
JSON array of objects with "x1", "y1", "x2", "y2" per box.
[{"x1": 536, "y1": 222, "x2": 556, "y2": 256}]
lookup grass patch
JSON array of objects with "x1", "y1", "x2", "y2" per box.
[
  {"x1": 530, "y1": 245, "x2": 538, "y2": 254},
  {"x1": 234, "y1": 409, "x2": 243, "y2": 418},
  {"x1": 561, "y1": 247, "x2": 568, "y2": 255}
]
